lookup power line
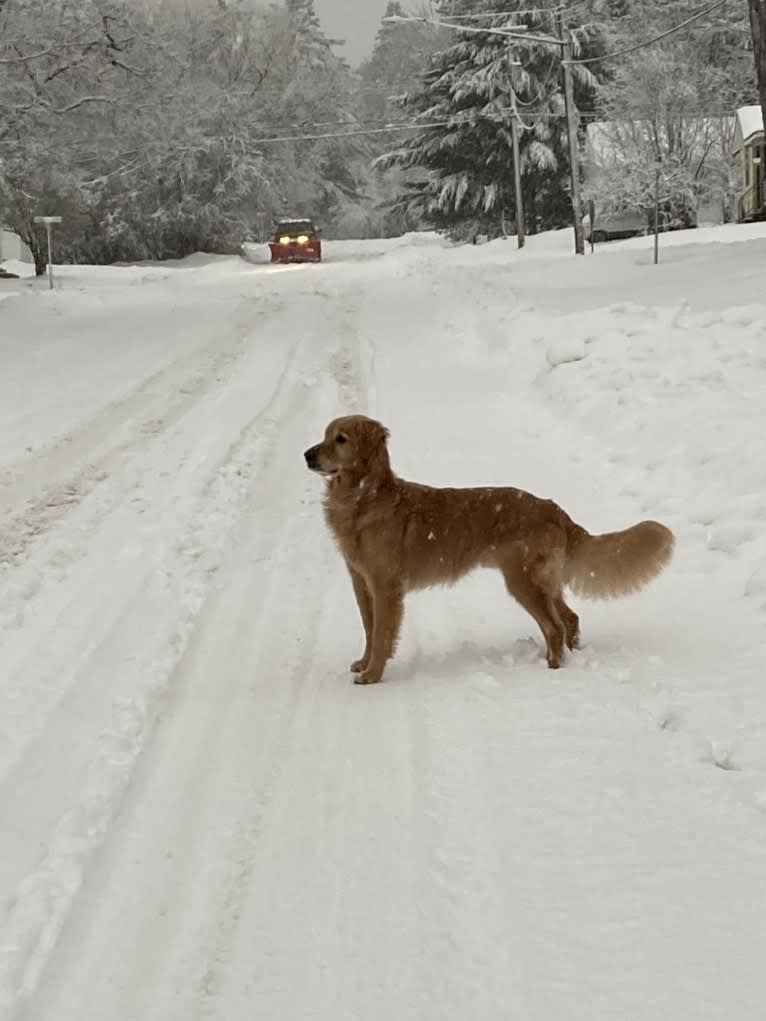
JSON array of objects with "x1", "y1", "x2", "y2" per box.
[
  {"x1": 71, "y1": 106, "x2": 732, "y2": 164},
  {"x1": 435, "y1": 6, "x2": 569, "y2": 19},
  {"x1": 250, "y1": 108, "x2": 729, "y2": 146},
  {"x1": 388, "y1": 0, "x2": 732, "y2": 63},
  {"x1": 248, "y1": 118, "x2": 506, "y2": 145},
  {"x1": 567, "y1": 0, "x2": 731, "y2": 65},
  {"x1": 384, "y1": 13, "x2": 561, "y2": 47}
]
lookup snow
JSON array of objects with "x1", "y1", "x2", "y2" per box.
[
  {"x1": 2, "y1": 223, "x2": 766, "y2": 1020},
  {"x1": 735, "y1": 104, "x2": 765, "y2": 146}
]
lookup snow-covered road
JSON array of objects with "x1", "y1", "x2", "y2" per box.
[{"x1": 2, "y1": 230, "x2": 765, "y2": 1020}]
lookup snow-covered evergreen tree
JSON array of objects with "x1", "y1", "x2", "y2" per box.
[
  {"x1": 354, "y1": 2, "x2": 448, "y2": 236},
  {"x1": 375, "y1": 0, "x2": 600, "y2": 239},
  {"x1": 358, "y1": 2, "x2": 446, "y2": 124}
]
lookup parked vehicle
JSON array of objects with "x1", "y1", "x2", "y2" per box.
[
  {"x1": 583, "y1": 208, "x2": 646, "y2": 243},
  {"x1": 268, "y1": 218, "x2": 322, "y2": 263},
  {"x1": 584, "y1": 206, "x2": 699, "y2": 244}
]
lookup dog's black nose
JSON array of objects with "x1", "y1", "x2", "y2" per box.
[{"x1": 304, "y1": 446, "x2": 318, "y2": 469}]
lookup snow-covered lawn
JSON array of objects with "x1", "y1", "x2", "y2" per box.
[{"x1": 1, "y1": 225, "x2": 765, "y2": 1020}]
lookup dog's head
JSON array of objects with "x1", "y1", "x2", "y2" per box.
[{"x1": 304, "y1": 415, "x2": 391, "y2": 482}]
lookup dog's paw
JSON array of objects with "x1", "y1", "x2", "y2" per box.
[
  {"x1": 350, "y1": 658, "x2": 368, "y2": 673},
  {"x1": 354, "y1": 669, "x2": 382, "y2": 685}
]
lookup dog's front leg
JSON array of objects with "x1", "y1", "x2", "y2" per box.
[
  {"x1": 356, "y1": 581, "x2": 403, "y2": 685},
  {"x1": 348, "y1": 566, "x2": 373, "y2": 674}
]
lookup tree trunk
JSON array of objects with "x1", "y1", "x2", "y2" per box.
[
  {"x1": 26, "y1": 232, "x2": 47, "y2": 277},
  {"x1": 19, "y1": 226, "x2": 48, "y2": 277},
  {"x1": 526, "y1": 186, "x2": 538, "y2": 235},
  {"x1": 750, "y1": 0, "x2": 766, "y2": 152}
]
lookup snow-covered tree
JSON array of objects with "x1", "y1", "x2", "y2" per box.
[
  {"x1": 597, "y1": 0, "x2": 754, "y2": 109},
  {"x1": 0, "y1": 0, "x2": 147, "y2": 272},
  {"x1": 0, "y1": 0, "x2": 374, "y2": 264},
  {"x1": 353, "y1": 2, "x2": 448, "y2": 236},
  {"x1": 585, "y1": 0, "x2": 749, "y2": 226},
  {"x1": 749, "y1": 0, "x2": 766, "y2": 146},
  {"x1": 358, "y1": 2, "x2": 446, "y2": 123},
  {"x1": 375, "y1": 0, "x2": 600, "y2": 239}
]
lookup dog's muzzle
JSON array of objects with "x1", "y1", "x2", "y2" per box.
[{"x1": 304, "y1": 445, "x2": 321, "y2": 471}]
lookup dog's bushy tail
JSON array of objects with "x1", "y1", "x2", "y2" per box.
[{"x1": 564, "y1": 520, "x2": 674, "y2": 599}]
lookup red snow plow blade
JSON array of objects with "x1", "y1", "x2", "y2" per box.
[{"x1": 269, "y1": 218, "x2": 322, "y2": 263}]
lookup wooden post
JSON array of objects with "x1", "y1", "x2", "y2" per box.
[
  {"x1": 510, "y1": 114, "x2": 525, "y2": 249},
  {"x1": 33, "y1": 216, "x2": 62, "y2": 289},
  {"x1": 561, "y1": 30, "x2": 584, "y2": 255},
  {"x1": 654, "y1": 167, "x2": 660, "y2": 265},
  {"x1": 45, "y1": 222, "x2": 54, "y2": 289}
]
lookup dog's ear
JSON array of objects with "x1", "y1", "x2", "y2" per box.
[
  {"x1": 369, "y1": 418, "x2": 390, "y2": 448},
  {"x1": 357, "y1": 417, "x2": 390, "y2": 473}
]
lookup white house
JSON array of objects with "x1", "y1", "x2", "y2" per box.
[
  {"x1": 732, "y1": 105, "x2": 765, "y2": 222},
  {"x1": 1, "y1": 226, "x2": 33, "y2": 264}
]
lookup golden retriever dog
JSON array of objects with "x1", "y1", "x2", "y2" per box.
[{"x1": 304, "y1": 415, "x2": 674, "y2": 684}]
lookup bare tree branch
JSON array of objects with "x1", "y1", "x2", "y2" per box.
[
  {"x1": 52, "y1": 95, "x2": 114, "y2": 114},
  {"x1": 0, "y1": 46, "x2": 58, "y2": 64}
]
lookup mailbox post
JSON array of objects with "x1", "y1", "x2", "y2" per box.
[{"x1": 33, "y1": 216, "x2": 63, "y2": 290}]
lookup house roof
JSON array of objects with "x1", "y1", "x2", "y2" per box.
[{"x1": 734, "y1": 106, "x2": 764, "y2": 148}]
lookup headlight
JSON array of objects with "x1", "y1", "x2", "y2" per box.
[
  {"x1": 279, "y1": 235, "x2": 291, "y2": 244},
  {"x1": 296, "y1": 234, "x2": 309, "y2": 244}
]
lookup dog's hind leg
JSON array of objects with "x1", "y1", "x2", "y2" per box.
[
  {"x1": 498, "y1": 538, "x2": 568, "y2": 669},
  {"x1": 348, "y1": 567, "x2": 374, "y2": 673},
  {"x1": 506, "y1": 574, "x2": 566, "y2": 669},
  {"x1": 555, "y1": 596, "x2": 580, "y2": 651},
  {"x1": 356, "y1": 581, "x2": 404, "y2": 685}
]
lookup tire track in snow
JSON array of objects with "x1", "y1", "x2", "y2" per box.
[
  {"x1": 161, "y1": 311, "x2": 373, "y2": 1019},
  {"x1": 0, "y1": 296, "x2": 282, "y2": 566},
  {"x1": 10, "y1": 349, "x2": 341, "y2": 1021},
  {"x1": 0, "y1": 318, "x2": 317, "y2": 1016},
  {"x1": 328, "y1": 316, "x2": 378, "y2": 419},
  {"x1": 0, "y1": 315, "x2": 308, "y2": 780},
  {"x1": 186, "y1": 294, "x2": 501, "y2": 1020}
]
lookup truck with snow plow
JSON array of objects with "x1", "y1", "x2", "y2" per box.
[{"x1": 268, "y1": 218, "x2": 322, "y2": 264}]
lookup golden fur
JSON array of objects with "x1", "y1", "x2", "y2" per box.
[{"x1": 304, "y1": 415, "x2": 674, "y2": 684}]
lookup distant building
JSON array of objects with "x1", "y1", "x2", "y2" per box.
[
  {"x1": 732, "y1": 106, "x2": 765, "y2": 222},
  {"x1": 1, "y1": 227, "x2": 33, "y2": 263}
]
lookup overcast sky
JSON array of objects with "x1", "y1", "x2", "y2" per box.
[{"x1": 315, "y1": 0, "x2": 388, "y2": 66}]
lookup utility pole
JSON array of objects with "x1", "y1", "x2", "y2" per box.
[
  {"x1": 653, "y1": 166, "x2": 661, "y2": 265},
  {"x1": 559, "y1": 20, "x2": 585, "y2": 255},
  {"x1": 510, "y1": 115, "x2": 525, "y2": 249},
  {"x1": 508, "y1": 53, "x2": 525, "y2": 249}
]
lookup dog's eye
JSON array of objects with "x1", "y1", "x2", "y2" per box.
[{"x1": 336, "y1": 434, "x2": 348, "y2": 445}]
